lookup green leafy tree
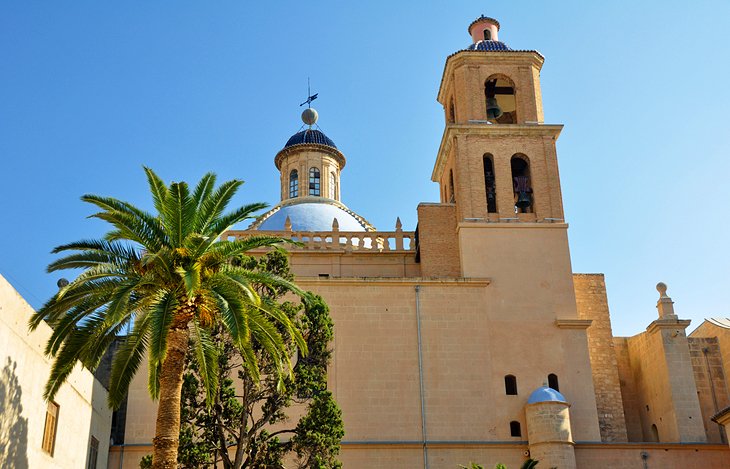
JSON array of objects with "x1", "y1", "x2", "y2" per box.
[
  {"x1": 29, "y1": 168, "x2": 308, "y2": 469},
  {"x1": 175, "y1": 251, "x2": 343, "y2": 469}
]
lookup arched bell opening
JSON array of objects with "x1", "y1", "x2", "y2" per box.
[
  {"x1": 511, "y1": 154, "x2": 533, "y2": 213},
  {"x1": 485, "y1": 75, "x2": 517, "y2": 124},
  {"x1": 289, "y1": 169, "x2": 299, "y2": 198},
  {"x1": 483, "y1": 154, "x2": 497, "y2": 213},
  {"x1": 448, "y1": 96, "x2": 456, "y2": 124}
]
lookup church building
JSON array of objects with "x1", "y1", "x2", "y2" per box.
[{"x1": 2, "y1": 13, "x2": 730, "y2": 469}]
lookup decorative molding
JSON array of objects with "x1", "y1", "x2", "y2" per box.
[{"x1": 555, "y1": 319, "x2": 593, "y2": 329}]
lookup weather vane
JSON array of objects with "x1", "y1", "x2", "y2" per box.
[{"x1": 300, "y1": 77, "x2": 318, "y2": 107}]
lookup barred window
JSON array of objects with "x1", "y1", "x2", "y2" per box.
[
  {"x1": 289, "y1": 170, "x2": 299, "y2": 198},
  {"x1": 309, "y1": 167, "x2": 320, "y2": 196},
  {"x1": 42, "y1": 401, "x2": 59, "y2": 455}
]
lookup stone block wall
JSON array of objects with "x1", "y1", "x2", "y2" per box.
[
  {"x1": 416, "y1": 203, "x2": 460, "y2": 277},
  {"x1": 688, "y1": 337, "x2": 729, "y2": 443},
  {"x1": 573, "y1": 273, "x2": 628, "y2": 442}
]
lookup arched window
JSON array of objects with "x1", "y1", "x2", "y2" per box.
[
  {"x1": 651, "y1": 424, "x2": 659, "y2": 442},
  {"x1": 289, "y1": 170, "x2": 299, "y2": 198},
  {"x1": 309, "y1": 167, "x2": 320, "y2": 196},
  {"x1": 510, "y1": 421, "x2": 521, "y2": 437},
  {"x1": 511, "y1": 155, "x2": 533, "y2": 213},
  {"x1": 329, "y1": 171, "x2": 337, "y2": 199},
  {"x1": 483, "y1": 29, "x2": 492, "y2": 41},
  {"x1": 548, "y1": 374, "x2": 559, "y2": 392},
  {"x1": 504, "y1": 375, "x2": 518, "y2": 395},
  {"x1": 485, "y1": 75, "x2": 517, "y2": 124},
  {"x1": 448, "y1": 170, "x2": 455, "y2": 203},
  {"x1": 483, "y1": 154, "x2": 497, "y2": 213}
]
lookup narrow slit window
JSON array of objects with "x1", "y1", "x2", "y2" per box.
[
  {"x1": 548, "y1": 373, "x2": 559, "y2": 392},
  {"x1": 449, "y1": 170, "x2": 455, "y2": 203},
  {"x1": 42, "y1": 401, "x2": 59, "y2": 456},
  {"x1": 510, "y1": 421, "x2": 521, "y2": 437},
  {"x1": 289, "y1": 170, "x2": 299, "y2": 198},
  {"x1": 505, "y1": 375, "x2": 518, "y2": 395},
  {"x1": 483, "y1": 154, "x2": 497, "y2": 213},
  {"x1": 309, "y1": 167, "x2": 320, "y2": 196}
]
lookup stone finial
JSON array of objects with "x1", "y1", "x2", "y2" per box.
[
  {"x1": 395, "y1": 217, "x2": 402, "y2": 231},
  {"x1": 284, "y1": 216, "x2": 292, "y2": 232},
  {"x1": 332, "y1": 218, "x2": 339, "y2": 232},
  {"x1": 656, "y1": 282, "x2": 677, "y2": 319}
]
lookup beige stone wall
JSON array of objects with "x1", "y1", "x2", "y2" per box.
[
  {"x1": 574, "y1": 443, "x2": 730, "y2": 468},
  {"x1": 613, "y1": 337, "x2": 644, "y2": 441},
  {"x1": 0, "y1": 275, "x2": 111, "y2": 469},
  {"x1": 692, "y1": 321, "x2": 730, "y2": 393},
  {"x1": 688, "y1": 337, "x2": 729, "y2": 443},
  {"x1": 573, "y1": 274, "x2": 628, "y2": 442},
  {"x1": 416, "y1": 203, "x2": 460, "y2": 277},
  {"x1": 625, "y1": 321, "x2": 707, "y2": 443}
]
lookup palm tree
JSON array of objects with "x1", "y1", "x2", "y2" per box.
[{"x1": 29, "y1": 168, "x2": 307, "y2": 469}]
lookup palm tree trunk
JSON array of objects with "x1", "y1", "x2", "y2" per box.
[{"x1": 152, "y1": 322, "x2": 190, "y2": 469}]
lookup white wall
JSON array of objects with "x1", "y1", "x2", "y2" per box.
[{"x1": 0, "y1": 274, "x2": 112, "y2": 469}]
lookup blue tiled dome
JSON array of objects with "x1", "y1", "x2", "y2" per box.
[
  {"x1": 284, "y1": 129, "x2": 337, "y2": 149},
  {"x1": 467, "y1": 40, "x2": 511, "y2": 51},
  {"x1": 527, "y1": 386, "x2": 568, "y2": 404}
]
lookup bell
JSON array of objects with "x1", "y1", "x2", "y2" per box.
[
  {"x1": 516, "y1": 191, "x2": 531, "y2": 210},
  {"x1": 486, "y1": 97, "x2": 503, "y2": 120}
]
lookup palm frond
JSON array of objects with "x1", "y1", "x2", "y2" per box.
[
  {"x1": 148, "y1": 290, "x2": 178, "y2": 368},
  {"x1": 194, "y1": 179, "x2": 244, "y2": 234},
  {"x1": 189, "y1": 320, "x2": 219, "y2": 406},
  {"x1": 109, "y1": 312, "x2": 152, "y2": 408},
  {"x1": 144, "y1": 167, "x2": 168, "y2": 215}
]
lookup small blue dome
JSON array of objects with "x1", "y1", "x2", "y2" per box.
[
  {"x1": 467, "y1": 40, "x2": 511, "y2": 51},
  {"x1": 527, "y1": 386, "x2": 567, "y2": 404},
  {"x1": 284, "y1": 129, "x2": 337, "y2": 150}
]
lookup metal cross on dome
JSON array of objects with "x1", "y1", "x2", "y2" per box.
[{"x1": 299, "y1": 78, "x2": 318, "y2": 108}]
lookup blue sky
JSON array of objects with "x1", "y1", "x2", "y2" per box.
[{"x1": 1, "y1": 1, "x2": 728, "y2": 336}]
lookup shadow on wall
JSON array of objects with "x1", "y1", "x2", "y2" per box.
[{"x1": 0, "y1": 357, "x2": 29, "y2": 469}]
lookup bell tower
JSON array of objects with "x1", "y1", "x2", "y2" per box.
[{"x1": 434, "y1": 15, "x2": 564, "y2": 225}]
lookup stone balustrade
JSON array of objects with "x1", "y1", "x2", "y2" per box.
[{"x1": 222, "y1": 218, "x2": 416, "y2": 253}]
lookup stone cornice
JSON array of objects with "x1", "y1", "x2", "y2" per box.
[
  {"x1": 432, "y1": 124, "x2": 564, "y2": 182},
  {"x1": 274, "y1": 143, "x2": 347, "y2": 170},
  {"x1": 296, "y1": 277, "x2": 491, "y2": 287},
  {"x1": 438, "y1": 51, "x2": 545, "y2": 104},
  {"x1": 457, "y1": 221, "x2": 568, "y2": 230},
  {"x1": 646, "y1": 318, "x2": 692, "y2": 334}
]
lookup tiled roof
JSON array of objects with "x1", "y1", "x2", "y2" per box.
[
  {"x1": 284, "y1": 129, "x2": 337, "y2": 150},
  {"x1": 467, "y1": 40, "x2": 511, "y2": 51}
]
